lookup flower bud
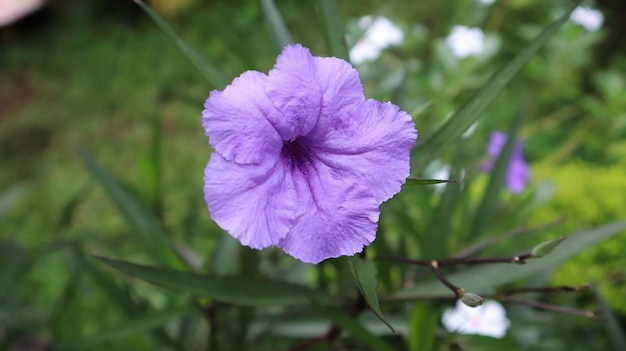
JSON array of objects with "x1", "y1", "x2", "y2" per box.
[
  {"x1": 460, "y1": 292, "x2": 485, "y2": 308},
  {"x1": 531, "y1": 236, "x2": 566, "y2": 258}
]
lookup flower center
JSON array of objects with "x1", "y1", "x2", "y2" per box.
[{"x1": 282, "y1": 138, "x2": 314, "y2": 171}]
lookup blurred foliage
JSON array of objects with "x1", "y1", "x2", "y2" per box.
[
  {"x1": 1, "y1": 0, "x2": 626, "y2": 350},
  {"x1": 530, "y1": 160, "x2": 626, "y2": 314}
]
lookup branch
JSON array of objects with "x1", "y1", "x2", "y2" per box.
[
  {"x1": 502, "y1": 296, "x2": 599, "y2": 319},
  {"x1": 453, "y1": 217, "x2": 566, "y2": 258}
]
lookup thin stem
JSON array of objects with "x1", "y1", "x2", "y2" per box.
[
  {"x1": 379, "y1": 254, "x2": 534, "y2": 266},
  {"x1": 499, "y1": 284, "x2": 590, "y2": 295},
  {"x1": 380, "y1": 284, "x2": 591, "y2": 304},
  {"x1": 502, "y1": 297, "x2": 598, "y2": 319},
  {"x1": 429, "y1": 261, "x2": 464, "y2": 298},
  {"x1": 452, "y1": 217, "x2": 566, "y2": 258}
]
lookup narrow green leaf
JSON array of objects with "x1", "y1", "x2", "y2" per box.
[
  {"x1": 349, "y1": 257, "x2": 395, "y2": 333},
  {"x1": 48, "y1": 257, "x2": 83, "y2": 338},
  {"x1": 406, "y1": 178, "x2": 457, "y2": 186},
  {"x1": 422, "y1": 140, "x2": 467, "y2": 259},
  {"x1": 136, "y1": 114, "x2": 163, "y2": 212},
  {"x1": 260, "y1": 0, "x2": 292, "y2": 54},
  {"x1": 80, "y1": 249, "x2": 147, "y2": 314},
  {"x1": 593, "y1": 286, "x2": 626, "y2": 350},
  {"x1": 316, "y1": 305, "x2": 396, "y2": 351},
  {"x1": 56, "y1": 186, "x2": 90, "y2": 229},
  {"x1": 78, "y1": 249, "x2": 179, "y2": 348},
  {"x1": 316, "y1": 0, "x2": 350, "y2": 60},
  {"x1": 390, "y1": 220, "x2": 626, "y2": 299},
  {"x1": 408, "y1": 303, "x2": 438, "y2": 351},
  {"x1": 208, "y1": 234, "x2": 239, "y2": 275},
  {"x1": 469, "y1": 116, "x2": 521, "y2": 239},
  {"x1": 134, "y1": 0, "x2": 228, "y2": 89},
  {"x1": 412, "y1": 1, "x2": 580, "y2": 168},
  {"x1": 61, "y1": 306, "x2": 193, "y2": 349},
  {"x1": 95, "y1": 256, "x2": 329, "y2": 306},
  {"x1": 74, "y1": 144, "x2": 181, "y2": 267},
  {"x1": 252, "y1": 312, "x2": 407, "y2": 337}
]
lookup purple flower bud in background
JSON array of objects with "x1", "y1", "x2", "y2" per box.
[
  {"x1": 202, "y1": 44, "x2": 417, "y2": 264},
  {"x1": 481, "y1": 131, "x2": 530, "y2": 194}
]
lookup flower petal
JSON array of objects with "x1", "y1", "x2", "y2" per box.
[
  {"x1": 277, "y1": 164, "x2": 379, "y2": 264},
  {"x1": 266, "y1": 44, "x2": 322, "y2": 140},
  {"x1": 307, "y1": 56, "x2": 365, "y2": 140},
  {"x1": 486, "y1": 131, "x2": 507, "y2": 158},
  {"x1": 311, "y1": 100, "x2": 417, "y2": 203},
  {"x1": 202, "y1": 71, "x2": 282, "y2": 164},
  {"x1": 506, "y1": 157, "x2": 530, "y2": 194},
  {"x1": 204, "y1": 153, "x2": 297, "y2": 249}
]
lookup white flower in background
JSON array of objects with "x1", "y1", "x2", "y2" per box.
[
  {"x1": 350, "y1": 16, "x2": 404, "y2": 65},
  {"x1": 0, "y1": 0, "x2": 45, "y2": 27},
  {"x1": 442, "y1": 300, "x2": 510, "y2": 338},
  {"x1": 570, "y1": 6, "x2": 603, "y2": 32},
  {"x1": 445, "y1": 25, "x2": 485, "y2": 59},
  {"x1": 349, "y1": 40, "x2": 381, "y2": 65},
  {"x1": 478, "y1": 0, "x2": 495, "y2": 5}
]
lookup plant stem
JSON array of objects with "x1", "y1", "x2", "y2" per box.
[{"x1": 429, "y1": 261, "x2": 464, "y2": 298}]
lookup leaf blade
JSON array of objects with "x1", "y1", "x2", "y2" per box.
[
  {"x1": 406, "y1": 178, "x2": 457, "y2": 186},
  {"x1": 61, "y1": 306, "x2": 192, "y2": 349},
  {"x1": 412, "y1": 1, "x2": 581, "y2": 168},
  {"x1": 316, "y1": 0, "x2": 350, "y2": 60},
  {"x1": 390, "y1": 220, "x2": 626, "y2": 299},
  {"x1": 134, "y1": 0, "x2": 228, "y2": 88},
  {"x1": 260, "y1": 0, "x2": 293, "y2": 54},
  {"x1": 74, "y1": 144, "x2": 181, "y2": 267},
  {"x1": 95, "y1": 256, "x2": 329, "y2": 306},
  {"x1": 316, "y1": 305, "x2": 396, "y2": 351},
  {"x1": 349, "y1": 257, "x2": 395, "y2": 333}
]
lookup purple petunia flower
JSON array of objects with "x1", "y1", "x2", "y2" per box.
[
  {"x1": 481, "y1": 131, "x2": 530, "y2": 194},
  {"x1": 202, "y1": 44, "x2": 417, "y2": 264}
]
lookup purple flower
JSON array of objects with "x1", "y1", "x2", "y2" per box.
[
  {"x1": 202, "y1": 44, "x2": 417, "y2": 264},
  {"x1": 482, "y1": 131, "x2": 530, "y2": 194}
]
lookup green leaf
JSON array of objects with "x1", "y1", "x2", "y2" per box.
[
  {"x1": 316, "y1": 0, "x2": 350, "y2": 61},
  {"x1": 411, "y1": 1, "x2": 580, "y2": 169},
  {"x1": 390, "y1": 220, "x2": 626, "y2": 299},
  {"x1": 260, "y1": 0, "x2": 292, "y2": 54},
  {"x1": 421, "y1": 140, "x2": 467, "y2": 259},
  {"x1": 61, "y1": 306, "x2": 193, "y2": 349},
  {"x1": 78, "y1": 248, "x2": 180, "y2": 348},
  {"x1": 95, "y1": 256, "x2": 329, "y2": 306},
  {"x1": 136, "y1": 115, "x2": 163, "y2": 212},
  {"x1": 469, "y1": 115, "x2": 522, "y2": 239},
  {"x1": 74, "y1": 144, "x2": 181, "y2": 267},
  {"x1": 207, "y1": 235, "x2": 239, "y2": 275},
  {"x1": 593, "y1": 286, "x2": 626, "y2": 350},
  {"x1": 134, "y1": 0, "x2": 228, "y2": 89},
  {"x1": 408, "y1": 303, "x2": 438, "y2": 351},
  {"x1": 349, "y1": 257, "x2": 395, "y2": 333},
  {"x1": 315, "y1": 305, "x2": 396, "y2": 351},
  {"x1": 252, "y1": 311, "x2": 399, "y2": 349},
  {"x1": 406, "y1": 178, "x2": 457, "y2": 186}
]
